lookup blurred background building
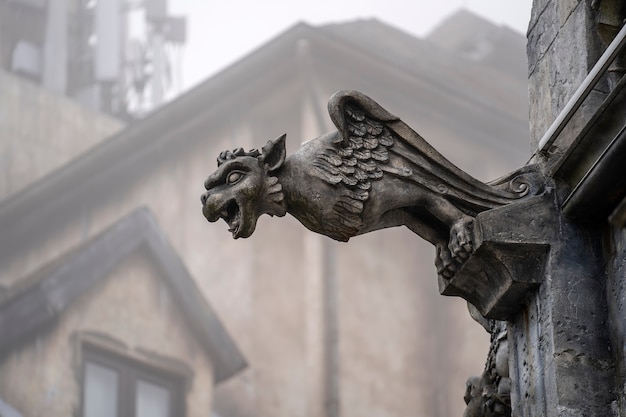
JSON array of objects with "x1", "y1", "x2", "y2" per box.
[
  {"x1": 0, "y1": 2, "x2": 530, "y2": 416},
  {"x1": 0, "y1": 0, "x2": 185, "y2": 119}
]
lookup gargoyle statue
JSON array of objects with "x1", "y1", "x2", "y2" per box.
[{"x1": 201, "y1": 90, "x2": 543, "y2": 277}]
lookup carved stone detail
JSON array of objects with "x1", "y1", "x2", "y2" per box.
[
  {"x1": 439, "y1": 195, "x2": 555, "y2": 320},
  {"x1": 464, "y1": 321, "x2": 511, "y2": 417},
  {"x1": 200, "y1": 90, "x2": 557, "y2": 417},
  {"x1": 201, "y1": 91, "x2": 548, "y2": 316}
]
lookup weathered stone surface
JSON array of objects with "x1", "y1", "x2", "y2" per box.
[
  {"x1": 439, "y1": 195, "x2": 554, "y2": 320},
  {"x1": 524, "y1": 1, "x2": 626, "y2": 413},
  {"x1": 507, "y1": 196, "x2": 615, "y2": 417},
  {"x1": 607, "y1": 226, "x2": 626, "y2": 412},
  {"x1": 463, "y1": 321, "x2": 511, "y2": 417},
  {"x1": 556, "y1": 76, "x2": 626, "y2": 220},
  {"x1": 202, "y1": 90, "x2": 546, "y2": 300},
  {"x1": 527, "y1": 0, "x2": 605, "y2": 150}
]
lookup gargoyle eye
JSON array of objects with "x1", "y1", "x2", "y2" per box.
[{"x1": 226, "y1": 171, "x2": 245, "y2": 185}]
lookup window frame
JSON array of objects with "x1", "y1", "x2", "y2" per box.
[{"x1": 80, "y1": 344, "x2": 185, "y2": 417}]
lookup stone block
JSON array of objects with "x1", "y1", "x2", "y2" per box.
[{"x1": 438, "y1": 195, "x2": 555, "y2": 320}]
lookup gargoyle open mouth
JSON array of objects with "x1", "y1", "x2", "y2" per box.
[{"x1": 220, "y1": 199, "x2": 242, "y2": 238}]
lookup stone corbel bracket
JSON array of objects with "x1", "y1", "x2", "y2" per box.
[{"x1": 439, "y1": 193, "x2": 556, "y2": 320}]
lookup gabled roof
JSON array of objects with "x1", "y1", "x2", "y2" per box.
[
  {"x1": 321, "y1": 17, "x2": 527, "y2": 116},
  {"x1": 0, "y1": 22, "x2": 315, "y2": 266},
  {"x1": 0, "y1": 16, "x2": 529, "y2": 266},
  {"x1": 426, "y1": 9, "x2": 527, "y2": 80},
  {"x1": 0, "y1": 207, "x2": 247, "y2": 383}
]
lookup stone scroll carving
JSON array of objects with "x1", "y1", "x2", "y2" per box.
[{"x1": 201, "y1": 90, "x2": 548, "y2": 319}]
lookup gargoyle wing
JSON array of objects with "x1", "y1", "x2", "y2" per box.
[{"x1": 325, "y1": 90, "x2": 543, "y2": 217}]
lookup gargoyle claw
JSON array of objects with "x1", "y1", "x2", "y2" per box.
[
  {"x1": 436, "y1": 244, "x2": 459, "y2": 278},
  {"x1": 449, "y1": 217, "x2": 474, "y2": 265},
  {"x1": 435, "y1": 217, "x2": 475, "y2": 278}
]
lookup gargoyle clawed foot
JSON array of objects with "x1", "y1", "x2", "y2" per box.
[{"x1": 436, "y1": 217, "x2": 474, "y2": 278}]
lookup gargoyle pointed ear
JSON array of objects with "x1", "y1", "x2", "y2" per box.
[{"x1": 260, "y1": 134, "x2": 286, "y2": 172}]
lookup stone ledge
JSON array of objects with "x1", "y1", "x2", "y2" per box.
[{"x1": 438, "y1": 195, "x2": 555, "y2": 320}]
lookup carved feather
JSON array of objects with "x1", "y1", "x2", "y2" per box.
[
  {"x1": 353, "y1": 149, "x2": 371, "y2": 160},
  {"x1": 309, "y1": 93, "x2": 398, "y2": 238},
  {"x1": 336, "y1": 198, "x2": 364, "y2": 214},
  {"x1": 362, "y1": 136, "x2": 379, "y2": 150},
  {"x1": 343, "y1": 157, "x2": 357, "y2": 166},
  {"x1": 307, "y1": 90, "x2": 545, "y2": 241},
  {"x1": 345, "y1": 105, "x2": 365, "y2": 121},
  {"x1": 365, "y1": 119, "x2": 383, "y2": 135},
  {"x1": 371, "y1": 148, "x2": 389, "y2": 162},
  {"x1": 349, "y1": 136, "x2": 364, "y2": 148},
  {"x1": 357, "y1": 160, "x2": 377, "y2": 172},
  {"x1": 318, "y1": 151, "x2": 343, "y2": 167},
  {"x1": 356, "y1": 181, "x2": 372, "y2": 191},
  {"x1": 338, "y1": 164, "x2": 356, "y2": 175},
  {"x1": 337, "y1": 147, "x2": 354, "y2": 157},
  {"x1": 378, "y1": 131, "x2": 393, "y2": 147},
  {"x1": 354, "y1": 168, "x2": 369, "y2": 181},
  {"x1": 348, "y1": 121, "x2": 366, "y2": 137}
]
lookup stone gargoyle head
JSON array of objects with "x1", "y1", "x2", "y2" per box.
[{"x1": 201, "y1": 134, "x2": 288, "y2": 239}]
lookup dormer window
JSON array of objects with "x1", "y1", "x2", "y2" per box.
[{"x1": 81, "y1": 346, "x2": 184, "y2": 417}]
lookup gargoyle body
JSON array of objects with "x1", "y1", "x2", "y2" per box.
[{"x1": 201, "y1": 90, "x2": 543, "y2": 277}]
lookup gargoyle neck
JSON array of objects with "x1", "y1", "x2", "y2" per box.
[
  {"x1": 260, "y1": 173, "x2": 287, "y2": 218},
  {"x1": 273, "y1": 156, "x2": 314, "y2": 215}
]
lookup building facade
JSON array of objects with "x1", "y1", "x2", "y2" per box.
[{"x1": 0, "y1": 11, "x2": 531, "y2": 417}]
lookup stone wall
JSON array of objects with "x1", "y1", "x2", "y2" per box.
[
  {"x1": 607, "y1": 226, "x2": 626, "y2": 414},
  {"x1": 507, "y1": 199, "x2": 614, "y2": 417},
  {"x1": 515, "y1": 1, "x2": 626, "y2": 416},
  {"x1": 527, "y1": 0, "x2": 604, "y2": 149}
]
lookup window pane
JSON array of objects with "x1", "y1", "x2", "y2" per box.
[
  {"x1": 84, "y1": 362, "x2": 118, "y2": 417},
  {"x1": 136, "y1": 380, "x2": 170, "y2": 417}
]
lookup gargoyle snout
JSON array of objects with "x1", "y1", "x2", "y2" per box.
[{"x1": 201, "y1": 190, "x2": 221, "y2": 222}]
